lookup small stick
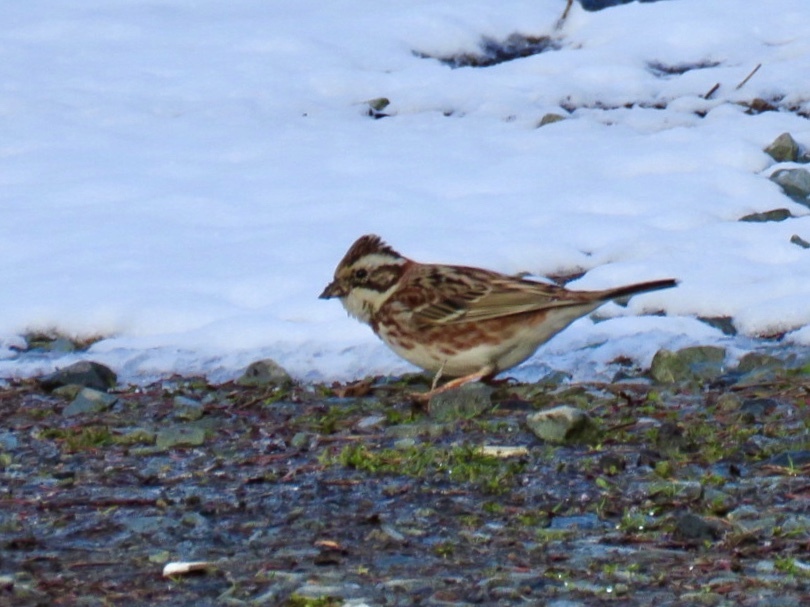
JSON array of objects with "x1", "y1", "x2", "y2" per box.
[
  {"x1": 555, "y1": 0, "x2": 575, "y2": 31},
  {"x1": 703, "y1": 83, "x2": 720, "y2": 100},
  {"x1": 736, "y1": 63, "x2": 762, "y2": 90}
]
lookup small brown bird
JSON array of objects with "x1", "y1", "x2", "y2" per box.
[{"x1": 320, "y1": 235, "x2": 676, "y2": 399}]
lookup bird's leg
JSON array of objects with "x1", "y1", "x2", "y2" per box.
[
  {"x1": 430, "y1": 362, "x2": 446, "y2": 391},
  {"x1": 410, "y1": 365, "x2": 495, "y2": 405}
]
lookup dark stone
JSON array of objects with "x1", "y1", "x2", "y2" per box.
[
  {"x1": 236, "y1": 359, "x2": 293, "y2": 388},
  {"x1": 37, "y1": 361, "x2": 117, "y2": 392},
  {"x1": 770, "y1": 168, "x2": 810, "y2": 206},
  {"x1": 739, "y1": 398, "x2": 779, "y2": 422},
  {"x1": 674, "y1": 512, "x2": 723, "y2": 541},
  {"x1": 739, "y1": 208, "x2": 792, "y2": 223},
  {"x1": 790, "y1": 234, "x2": 810, "y2": 249},
  {"x1": 762, "y1": 450, "x2": 810, "y2": 468}
]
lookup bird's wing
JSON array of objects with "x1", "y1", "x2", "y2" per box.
[{"x1": 400, "y1": 265, "x2": 595, "y2": 326}]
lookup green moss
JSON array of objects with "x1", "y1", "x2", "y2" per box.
[
  {"x1": 286, "y1": 596, "x2": 341, "y2": 607},
  {"x1": 327, "y1": 442, "x2": 525, "y2": 494},
  {"x1": 39, "y1": 425, "x2": 113, "y2": 451}
]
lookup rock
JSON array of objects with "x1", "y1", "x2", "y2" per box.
[
  {"x1": 155, "y1": 425, "x2": 206, "y2": 450},
  {"x1": 38, "y1": 361, "x2": 117, "y2": 392},
  {"x1": 735, "y1": 352, "x2": 783, "y2": 374},
  {"x1": 762, "y1": 450, "x2": 810, "y2": 468},
  {"x1": 764, "y1": 132, "x2": 800, "y2": 162},
  {"x1": 172, "y1": 396, "x2": 204, "y2": 421},
  {"x1": 770, "y1": 168, "x2": 810, "y2": 206},
  {"x1": 428, "y1": 383, "x2": 493, "y2": 421},
  {"x1": 537, "y1": 112, "x2": 566, "y2": 127},
  {"x1": 0, "y1": 430, "x2": 18, "y2": 450},
  {"x1": 356, "y1": 414, "x2": 386, "y2": 430},
  {"x1": 703, "y1": 488, "x2": 736, "y2": 515},
  {"x1": 739, "y1": 397, "x2": 779, "y2": 422},
  {"x1": 62, "y1": 387, "x2": 118, "y2": 417},
  {"x1": 236, "y1": 359, "x2": 292, "y2": 388},
  {"x1": 738, "y1": 208, "x2": 792, "y2": 222},
  {"x1": 649, "y1": 346, "x2": 726, "y2": 384},
  {"x1": 366, "y1": 97, "x2": 390, "y2": 119},
  {"x1": 648, "y1": 480, "x2": 702, "y2": 502},
  {"x1": 790, "y1": 234, "x2": 810, "y2": 249},
  {"x1": 696, "y1": 316, "x2": 737, "y2": 336},
  {"x1": 526, "y1": 405, "x2": 599, "y2": 444},
  {"x1": 674, "y1": 512, "x2": 724, "y2": 541}
]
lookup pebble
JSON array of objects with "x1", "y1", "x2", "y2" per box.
[
  {"x1": 62, "y1": 387, "x2": 118, "y2": 417},
  {"x1": 526, "y1": 405, "x2": 599, "y2": 444}
]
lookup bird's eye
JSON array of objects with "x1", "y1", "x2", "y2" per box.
[{"x1": 354, "y1": 268, "x2": 368, "y2": 280}]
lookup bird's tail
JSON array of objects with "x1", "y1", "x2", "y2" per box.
[{"x1": 603, "y1": 278, "x2": 678, "y2": 303}]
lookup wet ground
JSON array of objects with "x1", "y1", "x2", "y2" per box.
[{"x1": 1, "y1": 364, "x2": 809, "y2": 606}]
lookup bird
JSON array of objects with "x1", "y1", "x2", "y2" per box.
[{"x1": 320, "y1": 234, "x2": 677, "y2": 400}]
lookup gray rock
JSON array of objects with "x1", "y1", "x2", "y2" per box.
[
  {"x1": 173, "y1": 396, "x2": 204, "y2": 421},
  {"x1": 236, "y1": 359, "x2": 293, "y2": 388},
  {"x1": 696, "y1": 316, "x2": 736, "y2": 336},
  {"x1": 649, "y1": 346, "x2": 726, "y2": 383},
  {"x1": 37, "y1": 360, "x2": 118, "y2": 392},
  {"x1": 63, "y1": 387, "x2": 118, "y2": 417},
  {"x1": 739, "y1": 397, "x2": 779, "y2": 421},
  {"x1": 735, "y1": 352, "x2": 783, "y2": 374},
  {"x1": 155, "y1": 425, "x2": 206, "y2": 450},
  {"x1": 526, "y1": 405, "x2": 599, "y2": 444},
  {"x1": 703, "y1": 488, "x2": 736, "y2": 515},
  {"x1": 739, "y1": 208, "x2": 791, "y2": 222},
  {"x1": 0, "y1": 430, "x2": 18, "y2": 450},
  {"x1": 428, "y1": 383, "x2": 493, "y2": 421},
  {"x1": 764, "y1": 132, "x2": 800, "y2": 162},
  {"x1": 674, "y1": 512, "x2": 724, "y2": 541},
  {"x1": 771, "y1": 168, "x2": 810, "y2": 206},
  {"x1": 537, "y1": 112, "x2": 566, "y2": 127},
  {"x1": 790, "y1": 234, "x2": 810, "y2": 249},
  {"x1": 762, "y1": 450, "x2": 810, "y2": 468},
  {"x1": 38, "y1": 361, "x2": 117, "y2": 392}
]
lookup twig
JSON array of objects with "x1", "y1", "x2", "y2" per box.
[
  {"x1": 703, "y1": 83, "x2": 720, "y2": 100},
  {"x1": 736, "y1": 63, "x2": 762, "y2": 90},
  {"x1": 555, "y1": 0, "x2": 575, "y2": 31}
]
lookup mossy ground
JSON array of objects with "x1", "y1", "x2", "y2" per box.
[{"x1": 0, "y1": 367, "x2": 808, "y2": 605}]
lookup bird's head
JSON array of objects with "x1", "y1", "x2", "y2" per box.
[{"x1": 319, "y1": 234, "x2": 407, "y2": 323}]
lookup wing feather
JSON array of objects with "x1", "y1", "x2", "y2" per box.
[{"x1": 397, "y1": 265, "x2": 590, "y2": 326}]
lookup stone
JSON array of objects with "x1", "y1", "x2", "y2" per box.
[
  {"x1": 674, "y1": 512, "x2": 724, "y2": 541},
  {"x1": 537, "y1": 112, "x2": 566, "y2": 127},
  {"x1": 764, "y1": 132, "x2": 800, "y2": 162},
  {"x1": 38, "y1": 361, "x2": 117, "y2": 392},
  {"x1": 770, "y1": 168, "x2": 810, "y2": 206},
  {"x1": 155, "y1": 425, "x2": 206, "y2": 449},
  {"x1": 172, "y1": 396, "x2": 204, "y2": 421},
  {"x1": 735, "y1": 352, "x2": 783, "y2": 374},
  {"x1": 738, "y1": 208, "x2": 791, "y2": 222},
  {"x1": 526, "y1": 405, "x2": 599, "y2": 444},
  {"x1": 236, "y1": 359, "x2": 293, "y2": 388},
  {"x1": 649, "y1": 346, "x2": 725, "y2": 383},
  {"x1": 790, "y1": 234, "x2": 810, "y2": 249},
  {"x1": 762, "y1": 450, "x2": 810, "y2": 468},
  {"x1": 739, "y1": 397, "x2": 779, "y2": 421},
  {"x1": 62, "y1": 387, "x2": 118, "y2": 417},
  {"x1": 428, "y1": 383, "x2": 493, "y2": 421}
]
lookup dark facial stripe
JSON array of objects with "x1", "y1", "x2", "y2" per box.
[{"x1": 362, "y1": 264, "x2": 404, "y2": 292}]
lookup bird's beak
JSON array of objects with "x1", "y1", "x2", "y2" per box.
[{"x1": 319, "y1": 280, "x2": 346, "y2": 299}]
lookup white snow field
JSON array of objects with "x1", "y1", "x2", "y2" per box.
[{"x1": 2, "y1": 0, "x2": 810, "y2": 384}]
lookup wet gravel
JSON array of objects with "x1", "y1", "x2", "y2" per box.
[{"x1": 1, "y1": 367, "x2": 809, "y2": 606}]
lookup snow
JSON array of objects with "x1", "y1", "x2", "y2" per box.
[{"x1": 2, "y1": 0, "x2": 810, "y2": 384}]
